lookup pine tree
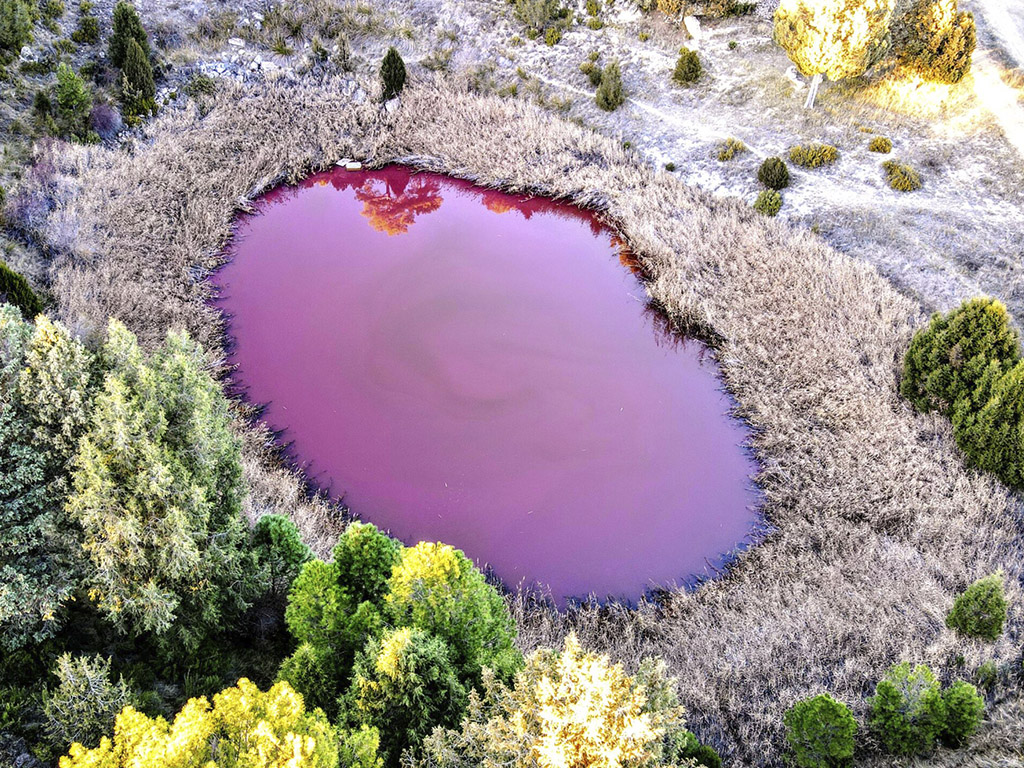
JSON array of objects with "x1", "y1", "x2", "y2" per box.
[
  {"x1": 55, "y1": 63, "x2": 93, "y2": 139},
  {"x1": 380, "y1": 46, "x2": 406, "y2": 101},
  {"x1": 108, "y1": 0, "x2": 149, "y2": 69},
  {"x1": 120, "y1": 37, "x2": 156, "y2": 118},
  {"x1": 774, "y1": 0, "x2": 895, "y2": 108}
]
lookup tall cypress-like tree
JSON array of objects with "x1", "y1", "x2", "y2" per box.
[
  {"x1": 108, "y1": 0, "x2": 149, "y2": 69},
  {"x1": 120, "y1": 37, "x2": 155, "y2": 117},
  {"x1": 380, "y1": 46, "x2": 406, "y2": 101}
]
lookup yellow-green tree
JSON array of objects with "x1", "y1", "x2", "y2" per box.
[
  {"x1": 415, "y1": 634, "x2": 689, "y2": 768},
  {"x1": 774, "y1": 0, "x2": 896, "y2": 108},
  {"x1": 59, "y1": 679, "x2": 339, "y2": 768}
]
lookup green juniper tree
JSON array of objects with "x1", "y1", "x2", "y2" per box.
[
  {"x1": 108, "y1": 0, "x2": 149, "y2": 68},
  {"x1": 380, "y1": 46, "x2": 406, "y2": 101},
  {"x1": 55, "y1": 63, "x2": 93, "y2": 139},
  {"x1": 945, "y1": 573, "x2": 1008, "y2": 641},
  {"x1": 784, "y1": 694, "x2": 857, "y2": 768},
  {"x1": 120, "y1": 37, "x2": 156, "y2": 119},
  {"x1": 595, "y1": 60, "x2": 626, "y2": 111}
]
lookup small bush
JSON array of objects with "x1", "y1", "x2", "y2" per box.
[
  {"x1": 869, "y1": 136, "x2": 892, "y2": 153},
  {"x1": 974, "y1": 661, "x2": 998, "y2": 691},
  {"x1": 586, "y1": 17, "x2": 603, "y2": 29},
  {"x1": 869, "y1": 662, "x2": 944, "y2": 756},
  {"x1": 882, "y1": 160, "x2": 922, "y2": 191},
  {"x1": 789, "y1": 143, "x2": 839, "y2": 168},
  {"x1": 70, "y1": 13, "x2": 99, "y2": 44},
  {"x1": 946, "y1": 573, "x2": 1008, "y2": 640},
  {"x1": 42, "y1": 0, "x2": 64, "y2": 19},
  {"x1": 664, "y1": 161, "x2": 676, "y2": 171},
  {"x1": 758, "y1": 156, "x2": 790, "y2": 189},
  {"x1": 0, "y1": 261, "x2": 43, "y2": 318},
  {"x1": 586, "y1": 0, "x2": 600, "y2": 15},
  {"x1": 544, "y1": 25, "x2": 562, "y2": 44},
  {"x1": 380, "y1": 46, "x2": 406, "y2": 100},
  {"x1": 728, "y1": 40, "x2": 738, "y2": 50},
  {"x1": 784, "y1": 694, "x2": 857, "y2": 768},
  {"x1": 953, "y1": 360, "x2": 1024, "y2": 487},
  {"x1": 119, "y1": 37, "x2": 156, "y2": 119},
  {"x1": 672, "y1": 47, "x2": 701, "y2": 85},
  {"x1": 754, "y1": 190, "x2": 782, "y2": 217},
  {"x1": 595, "y1": 60, "x2": 625, "y2": 111},
  {"x1": 941, "y1": 681, "x2": 984, "y2": 748},
  {"x1": 43, "y1": 654, "x2": 132, "y2": 750},
  {"x1": 513, "y1": 0, "x2": 567, "y2": 34},
  {"x1": 717, "y1": 137, "x2": 746, "y2": 161},
  {"x1": 55, "y1": 63, "x2": 93, "y2": 139},
  {"x1": 580, "y1": 59, "x2": 603, "y2": 86}
]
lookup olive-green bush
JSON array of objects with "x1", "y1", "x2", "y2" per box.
[
  {"x1": 55, "y1": 63, "x2": 93, "y2": 139},
  {"x1": 783, "y1": 694, "x2": 857, "y2": 768},
  {"x1": 869, "y1": 662, "x2": 944, "y2": 756},
  {"x1": 882, "y1": 159, "x2": 921, "y2": 191},
  {"x1": 953, "y1": 360, "x2": 1024, "y2": 487},
  {"x1": 898, "y1": 0, "x2": 975, "y2": 84},
  {"x1": 0, "y1": 0, "x2": 33, "y2": 59},
  {"x1": 380, "y1": 46, "x2": 407, "y2": 101},
  {"x1": 945, "y1": 573, "x2": 1008, "y2": 640},
  {"x1": 673, "y1": 48, "x2": 701, "y2": 85},
  {"x1": 596, "y1": 60, "x2": 626, "y2": 111},
  {"x1": 754, "y1": 190, "x2": 782, "y2": 217},
  {"x1": 940, "y1": 680, "x2": 984, "y2": 747},
  {"x1": 120, "y1": 38, "x2": 157, "y2": 119},
  {"x1": 0, "y1": 261, "x2": 42, "y2": 318},
  {"x1": 43, "y1": 654, "x2": 131, "y2": 750},
  {"x1": 758, "y1": 156, "x2": 790, "y2": 189},
  {"x1": 868, "y1": 135, "x2": 892, "y2": 153},
  {"x1": 789, "y1": 143, "x2": 839, "y2": 168},
  {"x1": 717, "y1": 137, "x2": 746, "y2": 161}
]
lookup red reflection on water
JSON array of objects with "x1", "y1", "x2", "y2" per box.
[{"x1": 214, "y1": 165, "x2": 759, "y2": 604}]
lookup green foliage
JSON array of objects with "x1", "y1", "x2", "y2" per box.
[
  {"x1": 0, "y1": 261, "x2": 42, "y2": 318},
  {"x1": 758, "y1": 156, "x2": 790, "y2": 189},
  {"x1": 43, "y1": 654, "x2": 132, "y2": 750},
  {"x1": 717, "y1": 137, "x2": 746, "y2": 161},
  {"x1": 66, "y1": 321, "x2": 251, "y2": 651},
  {"x1": 868, "y1": 135, "x2": 892, "y2": 153},
  {"x1": 784, "y1": 694, "x2": 857, "y2": 768},
  {"x1": 901, "y1": 298, "x2": 1020, "y2": 415},
  {"x1": 120, "y1": 37, "x2": 156, "y2": 119},
  {"x1": 340, "y1": 725, "x2": 386, "y2": 768},
  {"x1": 55, "y1": 63, "x2": 93, "y2": 140},
  {"x1": 580, "y1": 57, "x2": 603, "y2": 86},
  {"x1": 882, "y1": 159, "x2": 921, "y2": 191},
  {"x1": 773, "y1": 0, "x2": 894, "y2": 81},
  {"x1": 332, "y1": 521, "x2": 402, "y2": 606},
  {"x1": 512, "y1": 0, "x2": 566, "y2": 33},
  {"x1": 70, "y1": 12, "x2": 99, "y2": 44},
  {"x1": 544, "y1": 25, "x2": 561, "y2": 44},
  {"x1": 754, "y1": 190, "x2": 783, "y2": 217},
  {"x1": 869, "y1": 662, "x2": 944, "y2": 756},
  {"x1": 0, "y1": 310, "x2": 93, "y2": 652},
  {"x1": 953, "y1": 361, "x2": 1024, "y2": 487},
  {"x1": 278, "y1": 641, "x2": 341, "y2": 718},
  {"x1": 672, "y1": 47, "x2": 701, "y2": 85},
  {"x1": 60, "y1": 679, "x2": 340, "y2": 768},
  {"x1": 348, "y1": 627, "x2": 467, "y2": 766},
  {"x1": 380, "y1": 46, "x2": 406, "y2": 100},
  {"x1": 595, "y1": 60, "x2": 625, "y2": 111},
  {"x1": 974, "y1": 661, "x2": 998, "y2": 691},
  {"x1": 41, "y1": 0, "x2": 64, "y2": 19},
  {"x1": 898, "y1": 0, "x2": 975, "y2": 84},
  {"x1": 0, "y1": 0, "x2": 33, "y2": 59},
  {"x1": 945, "y1": 573, "x2": 1008, "y2": 640},
  {"x1": 385, "y1": 541, "x2": 520, "y2": 684},
  {"x1": 109, "y1": 0, "x2": 150, "y2": 68},
  {"x1": 789, "y1": 143, "x2": 839, "y2": 168},
  {"x1": 252, "y1": 514, "x2": 311, "y2": 601},
  {"x1": 940, "y1": 680, "x2": 984, "y2": 747}
]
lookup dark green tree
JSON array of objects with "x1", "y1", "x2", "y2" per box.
[
  {"x1": 940, "y1": 680, "x2": 984, "y2": 748},
  {"x1": 0, "y1": 261, "x2": 43, "y2": 318},
  {"x1": 108, "y1": 0, "x2": 149, "y2": 68},
  {"x1": 55, "y1": 63, "x2": 93, "y2": 140},
  {"x1": 0, "y1": 0, "x2": 33, "y2": 59},
  {"x1": 252, "y1": 514, "x2": 312, "y2": 602},
  {"x1": 672, "y1": 48, "x2": 701, "y2": 85},
  {"x1": 380, "y1": 46, "x2": 406, "y2": 101},
  {"x1": 347, "y1": 627, "x2": 467, "y2": 767},
  {"x1": 901, "y1": 297, "x2": 1020, "y2": 416},
  {"x1": 945, "y1": 573, "x2": 1008, "y2": 641},
  {"x1": 120, "y1": 37, "x2": 156, "y2": 118},
  {"x1": 758, "y1": 157, "x2": 790, "y2": 190},
  {"x1": 784, "y1": 694, "x2": 857, "y2": 768},
  {"x1": 952, "y1": 361, "x2": 1024, "y2": 488},
  {"x1": 869, "y1": 662, "x2": 944, "y2": 756},
  {"x1": 595, "y1": 60, "x2": 626, "y2": 111}
]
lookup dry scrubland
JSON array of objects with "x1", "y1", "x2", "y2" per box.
[{"x1": 16, "y1": 76, "x2": 1024, "y2": 766}]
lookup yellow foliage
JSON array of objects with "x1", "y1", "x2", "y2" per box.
[{"x1": 59, "y1": 679, "x2": 337, "y2": 768}]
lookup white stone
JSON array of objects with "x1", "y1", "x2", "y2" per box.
[
  {"x1": 228, "y1": 37, "x2": 245, "y2": 47},
  {"x1": 785, "y1": 65, "x2": 807, "y2": 91},
  {"x1": 253, "y1": 11, "x2": 264, "y2": 21},
  {"x1": 683, "y1": 15, "x2": 701, "y2": 42},
  {"x1": 345, "y1": 161, "x2": 363, "y2": 171}
]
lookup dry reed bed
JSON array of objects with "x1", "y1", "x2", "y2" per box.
[{"x1": 21, "y1": 76, "x2": 1024, "y2": 766}]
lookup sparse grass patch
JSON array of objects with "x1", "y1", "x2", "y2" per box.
[
  {"x1": 789, "y1": 143, "x2": 839, "y2": 168},
  {"x1": 882, "y1": 159, "x2": 921, "y2": 191}
]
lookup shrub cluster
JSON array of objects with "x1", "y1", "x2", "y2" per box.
[
  {"x1": 758, "y1": 156, "x2": 790, "y2": 189},
  {"x1": 512, "y1": 0, "x2": 569, "y2": 37},
  {"x1": 869, "y1": 662, "x2": 984, "y2": 756},
  {"x1": 754, "y1": 190, "x2": 782, "y2": 217},
  {"x1": 901, "y1": 297, "x2": 1024, "y2": 487},
  {"x1": 897, "y1": 0, "x2": 976, "y2": 84},
  {"x1": 784, "y1": 694, "x2": 856, "y2": 768},
  {"x1": 789, "y1": 143, "x2": 839, "y2": 168},
  {"x1": 672, "y1": 47, "x2": 701, "y2": 85},
  {"x1": 595, "y1": 60, "x2": 626, "y2": 111},
  {"x1": 70, "y1": 0, "x2": 99, "y2": 44},
  {"x1": 882, "y1": 159, "x2": 921, "y2": 191},
  {"x1": 868, "y1": 135, "x2": 892, "y2": 153},
  {"x1": 717, "y1": 137, "x2": 747, "y2": 161}
]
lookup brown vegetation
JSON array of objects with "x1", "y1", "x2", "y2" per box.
[{"x1": 11, "y1": 75, "x2": 1024, "y2": 766}]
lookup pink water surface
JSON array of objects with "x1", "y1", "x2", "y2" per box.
[{"x1": 214, "y1": 165, "x2": 760, "y2": 603}]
